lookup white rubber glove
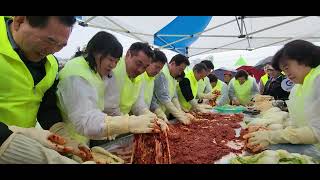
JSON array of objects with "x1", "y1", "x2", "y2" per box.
[
  {"x1": 189, "y1": 99, "x2": 211, "y2": 113},
  {"x1": 141, "y1": 108, "x2": 156, "y2": 116},
  {"x1": 0, "y1": 133, "x2": 78, "y2": 164},
  {"x1": 9, "y1": 125, "x2": 72, "y2": 153},
  {"x1": 199, "y1": 93, "x2": 217, "y2": 100},
  {"x1": 154, "y1": 107, "x2": 169, "y2": 124},
  {"x1": 49, "y1": 123, "x2": 93, "y2": 162},
  {"x1": 105, "y1": 114, "x2": 160, "y2": 136},
  {"x1": 164, "y1": 101, "x2": 191, "y2": 125},
  {"x1": 91, "y1": 146, "x2": 124, "y2": 164},
  {"x1": 172, "y1": 97, "x2": 182, "y2": 111},
  {"x1": 244, "y1": 126, "x2": 318, "y2": 152},
  {"x1": 198, "y1": 103, "x2": 213, "y2": 109},
  {"x1": 140, "y1": 109, "x2": 169, "y2": 132}
]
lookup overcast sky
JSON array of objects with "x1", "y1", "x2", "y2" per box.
[{"x1": 55, "y1": 24, "x2": 320, "y2": 70}]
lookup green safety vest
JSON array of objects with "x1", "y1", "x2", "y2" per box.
[
  {"x1": 212, "y1": 79, "x2": 223, "y2": 92},
  {"x1": 142, "y1": 72, "x2": 155, "y2": 108},
  {"x1": 260, "y1": 74, "x2": 269, "y2": 86},
  {"x1": 287, "y1": 65, "x2": 320, "y2": 150},
  {"x1": 58, "y1": 56, "x2": 105, "y2": 144},
  {"x1": 113, "y1": 57, "x2": 143, "y2": 114},
  {"x1": 198, "y1": 77, "x2": 210, "y2": 94},
  {"x1": 177, "y1": 70, "x2": 198, "y2": 111},
  {"x1": 232, "y1": 76, "x2": 254, "y2": 105},
  {"x1": 0, "y1": 16, "x2": 58, "y2": 128},
  {"x1": 212, "y1": 79, "x2": 229, "y2": 105}
]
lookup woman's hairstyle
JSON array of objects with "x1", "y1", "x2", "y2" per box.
[
  {"x1": 74, "y1": 31, "x2": 123, "y2": 72},
  {"x1": 272, "y1": 40, "x2": 320, "y2": 71}
]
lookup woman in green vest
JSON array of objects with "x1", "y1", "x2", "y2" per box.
[
  {"x1": 244, "y1": 40, "x2": 320, "y2": 159},
  {"x1": 56, "y1": 31, "x2": 167, "y2": 145},
  {"x1": 207, "y1": 73, "x2": 229, "y2": 106},
  {"x1": 228, "y1": 70, "x2": 259, "y2": 106}
]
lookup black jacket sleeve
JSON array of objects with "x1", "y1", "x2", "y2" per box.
[
  {"x1": 179, "y1": 78, "x2": 194, "y2": 102},
  {"x1": 37, "y1": 79, "x2": 62, "y2": 130},
  {"x1": 0, "y1": 122, "x2": 13, "y2": 146}
]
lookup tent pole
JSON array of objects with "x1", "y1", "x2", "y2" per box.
[{"x1": 102, "y1": 16, "x2": 145, "y2": 42}]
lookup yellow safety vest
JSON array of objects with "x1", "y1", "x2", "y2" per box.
[
  {"x1": 0, "y1": 16, "x2": 58, "y2": 128},
  {"x1": 232, "y1": 76, "x2": 254, "y2": 105},
  {"x1": 212, "y1": 79, "x2": 229, "y2": 105},
  {"x1": 113, "y1": 57, "x2": 143, "y2": 114},
  {"x1": 177, "y1": 70, "x2": 198, "y2": 111},
  {"x1": 287, "y1": 65, "x2": 320, "y2": 149},
  {"x1": 212, "y1": 79, "x2": 223, "y2": 92},
  {"x1": 142, "y1": 72, "x2": 155, "y2": 108},
  {"x1": 260, "y1": 74, "x2": 269, "y2": 86},
  {"x1": 58, "y1": 56, "x2": 105, "y2": 144}
]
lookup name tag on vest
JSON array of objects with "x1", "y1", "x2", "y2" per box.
[{"x1": 281, "y1": 78, "x2": 294, "y2": 92}]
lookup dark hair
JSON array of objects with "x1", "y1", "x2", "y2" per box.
[
  {"x1": 169, "y1": 54, "x2": 190, "y2": 66},
  {"x1": 193, "y1": 63, "x2": 208, "y2": 73},
  {"x1": 207, "y1": 73, "x2": 218, "y2": 83},
  {"x1": 152, "y1": 48, "x2": 167, "y2": 64},
  {"x1": 272, "y1": 40, "x2": 320, "y2": 71},
  {"x1": 128, "y1": 42, "x2": 154, "y2": 59},
  {"x1": 265, "y1": 62, "x2": 272, "y2": 66},
  {"x1": 26, "y1": 16, "x2": 76, "y2": 28},
  {"x1": 200, "y1": 60, "x2": 214, "y2": 70},
  {"x1": 74, "y1": 31, "x2": 123, "y2": 72},
  {"x1": 235, "y1": 70, "x2": 249, "y2": 80}
]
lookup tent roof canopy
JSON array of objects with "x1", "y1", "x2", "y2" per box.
[{"x1": 77, "y1": 16, "x2": 320, "y2": 57}]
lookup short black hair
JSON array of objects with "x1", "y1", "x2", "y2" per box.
[
  {"x1": 272, "y1": 40, "x2": 320, "y2": 71},
  {"x1": 128, "y1": 42, "x2": 154, "y2": 59},
  {"x1": 26, "y1": 16, "x2": 76, "y2": 28},
  {"x1": 235, "y1": 70, "x2": 249, "y2": 80},
  {"x1": 169, "y1": 54, "x2": 190, "y2": 66},
  {"x1": 193, "y1": 63, "x2": 208, "y2": 73},
  {"x1": 74, "y1": 31, "x2": 123, "y2": 72},
  {"x1": 207, "y1": 73, "x2": 218, "y2": 83},
  {"x1": 200, "y1": 60, "x2": 214, "y2": 70},
  {"x1": 152, "y1": 48, "x2": 167, "y2": 64}
]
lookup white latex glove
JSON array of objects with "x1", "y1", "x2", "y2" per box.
[
  {"x1": 9, "y1": 125, "x2": 73, "y2": 153},
  {"x1": 172, "y1": 98, "x2": 182, "y2": 111},
  {"x1": 0, "y1": 133, "x2": 78, "y2": 164},
  {"x1": 105, "y1": 114, "x2": 160, "y2": 136},
  {"x1": 91, "y1": 146, "x2": 124, "y2": 164},
  {"x1": 154, "y1": 108, "x2": 169, "y2": 124},
  {"x1": 244, "y1": 126, "x2": 318, "y2": 152},
  {"x1": 164, "y1": 101, "x2": 191, "y2": 125},
  {"x1": 141, "y1": 108, "x2": 156, "y2": 116},
  {"x1": 49, "y1": 123, "x2": 93, "y2": 162},
  {"x1": 232, "y1": 99, "x2": 241, "y2": 106},
  {"x1": 198, "y1": 103, "x2": 213, "y2": 109},
  {"x1": 190, "y1": 99, "x2": 212, "y2": 113},
  {"x1": 201, "y1": 93, "x2": 217, "y2": 100},
  {"x1": 156, "y1": 118, "x2": 169, "y2": 132}
]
